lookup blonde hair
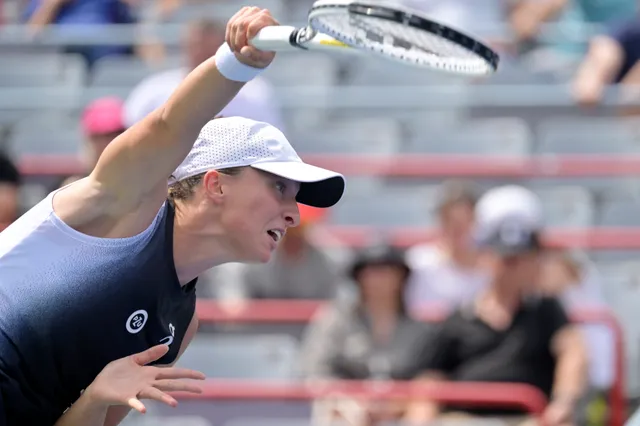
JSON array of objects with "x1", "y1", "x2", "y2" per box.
[{"x1": 167, "y1": 167, "x2": 244, "y2": 207}]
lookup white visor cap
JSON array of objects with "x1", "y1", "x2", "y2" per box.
[{"x1": 169, "y1": 117, "x2": 345, "y2": 208}]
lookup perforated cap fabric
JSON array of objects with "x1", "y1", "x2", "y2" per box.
[
  {"x1": 170, "y1": 117, "x2": 345, "y2": 208},
  {"x1": 474, "y1": 185, "x2": 542, "y2": 255}
]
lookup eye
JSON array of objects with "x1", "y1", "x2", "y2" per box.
[{"x1": 275, "y1": 181, "x2": 287, "y2": 194}]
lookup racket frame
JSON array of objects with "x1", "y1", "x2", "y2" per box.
[{"x1": 249, "y1": 0, "x2": 499, "y2": 75}]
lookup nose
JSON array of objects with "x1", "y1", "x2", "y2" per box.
[{"x1": 284, "y1": 202, "x2": 300, "y2": 228}]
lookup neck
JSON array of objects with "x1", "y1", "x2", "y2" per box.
[
  {"x1": 172, "y1": 206, "x2": 235, "y2": 285},
  {"x1": 485, "y1": 281, "x2": 521, "y2": 309},
  {"x1": 440, "y1": 238, "x2": 476, "y2": 268},
  {"x1": 365, "y1": 301, "x2": 400, "y2": 322},
  {"x1": 364, "y1": 302, "x2": 400, "y2": 344}
]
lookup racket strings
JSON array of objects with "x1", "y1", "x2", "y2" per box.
[
  {"x1": 348, "y1": 14, "x2": 477, "y2": 61},
  {"x1": 309, "y1": 4, "x2": 496, "y2": 75}
]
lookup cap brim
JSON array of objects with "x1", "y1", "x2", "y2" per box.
[
  {"x1": 475, "y1": 233, "x2": 540, "y2": 257},
  {"x1": 251, "y1": 161, "x2": 345, "y2": 208}
]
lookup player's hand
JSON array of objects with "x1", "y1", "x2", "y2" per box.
[
  {"x1": 85, "y1": 344, "x2": 205, "y2": 413},
  {"x1": 226, "y1": 6, "x2": 278, "y2": 69},
  {"x1": 543, "y1": 398, "x2": 575, "y2": 426},
  {"x1": 572, "y1": 76, "x2": 604, "y2": 109}
]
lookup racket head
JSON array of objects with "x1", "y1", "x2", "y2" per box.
[{"x1": 307, "y1": 0, "x2": 499, "y2": 76}]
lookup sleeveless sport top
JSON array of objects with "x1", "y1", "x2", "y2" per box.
[{"x1": 0, "y1": 189, "x2": 196, "y2": 424}]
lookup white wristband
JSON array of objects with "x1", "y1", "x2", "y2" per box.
[{"x1": 214, "y1": 42, "x2": 264, "y2": 82}]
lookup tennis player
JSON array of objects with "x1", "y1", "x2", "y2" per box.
[{"x1": 0, "y1": 6, "x2": 345, "y2": 426}]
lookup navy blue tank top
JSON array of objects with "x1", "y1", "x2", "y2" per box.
[{"x1": 0, "y1": 194, "x2": 196, "y2": 425}]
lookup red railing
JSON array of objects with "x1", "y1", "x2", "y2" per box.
[
  {"x1": 15, "y1": 154, "x2": 640, "y2": 177},
  {"x1": 195, "y1": 300, "x2": 626, "y2": 426},
  {"x1": 4, "y1": 222, "x2": 640, "y2": 249},
  {"x1": 321, "y1": 227, "x2": 640, "y2": 249},
  {"x1": 173, "y1": 379, "x2": 549, "y2": 417}
]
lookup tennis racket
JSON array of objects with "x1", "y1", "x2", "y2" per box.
[{"x1": 249, "y1": 0, "x2": 499, "y2": 76}]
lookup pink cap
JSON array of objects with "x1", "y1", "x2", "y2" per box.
[{"x1": 82, "y1": 97, "x2": 125, "y2": 136}]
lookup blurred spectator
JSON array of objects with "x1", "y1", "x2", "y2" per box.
[
  {"x1": 540, "y1": 250, "x2": 614, "y2": 426},
  {"x1": 60, "y1": 96, "x2": 126, "y2": 187},
  {"x1": 203, "y1": 204, "x2": 346, "y2": 301},
  {"x1": 22, "y1": 0, "x2": 136, "y2": 67},
  {"x1": 124, "y1": 18, "x2": 285, "y2": 130},
  {"x1": 505, "y1": 0, "x2": 636, "y2": 77},
  {"x1": 572, "y1": 18, "x2": 640, "y2": 111},
  {"x1": 0, "y1": 152, "x2": 20, "y2": 227},
  {"x1": 405, "y1": 180, "x2": 489, "y2": 312},
  {"x1": 407, "y1": 186, "x2": 587, "y2": 426},
  {"x1": 299, "y1": 242, "x2": 433, "y2": 426}
]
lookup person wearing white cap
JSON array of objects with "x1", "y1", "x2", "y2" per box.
[
  {"x1": 0, "y1": 7, "x2": 344, "y2": 426},
  {"x1": 408, "y1": 185, "x2": 587, "y2": 426}
]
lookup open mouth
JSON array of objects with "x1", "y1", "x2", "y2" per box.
[{"x1": 267, "y1": 229, "x2": 283, "y2": 243}]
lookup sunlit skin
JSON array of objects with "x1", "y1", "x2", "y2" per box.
[
  {"x1": 439, "y1": 201, "x2": 477, "y2": 267},
  {"x1": 358, "y1": 265, "x2": 406, "y2": 316},
  {"x1": 481, "y1": 249, "x2": 542, "y2": 299},
  {"x1": 172, "y1": 167, "x2": 301, "y2": 282}
]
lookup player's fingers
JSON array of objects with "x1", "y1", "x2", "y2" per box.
[
  {"x1": 131, "y1": 344, "x2": 169, "y2": 366},
  {"x1": 127, "y1": 397, "x2": 147, "y2": 414},
  {"x1": 234, "y1": 7, "x2": 261, "y2": 53},
  {"x1": 246, "y1": 9, "x2": 277, "y2": 41},
  {"x1": 239, "y1": 45, "x2": 274, "y2": 66},
  {"x1": 226, "y1": 6, "x2": 251, "y2": 50},
  {"x1": 155, "y1": 367, "x2": 206, "y2": 380},
  {"x1": 230, "y1": 7, "x2": 256, "y2": 52},
  {"x1": 153, "y1": 379, "x2": 203, "y2": 394},
  {"x1": 138, "y1": 386, "x2": 178, "y2": 407}
]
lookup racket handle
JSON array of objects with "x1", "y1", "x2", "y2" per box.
[{"x1": 249, "y1": 25, "x2": 299, "y2": 51}]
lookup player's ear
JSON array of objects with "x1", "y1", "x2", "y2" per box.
[{"x1": 202, "y1": 170, "x2": 225, "y2": 202}]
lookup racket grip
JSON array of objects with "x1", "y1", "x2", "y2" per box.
[{"x1": 249, "y1": 25, "x2": 298, "y2": 51}]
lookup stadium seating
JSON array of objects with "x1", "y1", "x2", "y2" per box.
[
  {"x1": 7, "y1": 113, "x2": 83, "y2": 157},
  {"x1": 599, "y1": 202, "x2": 640, "y2": 227},
  {"x1": 0, "y1": 52, "x2": 86, "y2": 88},
  {"x1": 331, "y1": 184, "x2": 439, "y2": 228},
  {"x1": 175, "y1": 334, "x2": 300, "y2": 380},
  {"x1": 404, "y1": 117, "x2": 532, "y2": 155},
  {"x1": 536, "y1": 117, "x2": 640, "y2": 155},
  {"x1": 3, "y1": 6, "x2": 640, "y2": 421},
  {"x1": 290, "y1": 117, "x2": 402, "y2": 154},
  {"x1": 536, "y1": 186, "x2": 595, "y2": 228},
  {"x1": 121, "y1": 414, "x2": 212, "y2": 426}
]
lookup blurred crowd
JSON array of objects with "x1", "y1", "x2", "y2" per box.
[{"x1": 0, "y1": 0, "x2": 638, "y2": 425}]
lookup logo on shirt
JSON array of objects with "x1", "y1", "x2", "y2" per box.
[
  {"x1": 159, "y1": 322, "x2": 175, "y2": 346},
  {"x1": 126, "y1": 309, "x2": 148, "y2": 334}
]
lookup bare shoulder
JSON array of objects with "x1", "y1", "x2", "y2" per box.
[{"x1": 52, "y1": 176, "x2": 168, "y2": 239}]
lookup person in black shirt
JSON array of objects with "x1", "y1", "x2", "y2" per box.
[
  {"x1": 409, "y1": 186, "x2": 587, "y2": 426},
  {"x1": 0, "y1": 151, "x2": 20, "y2": 226}
]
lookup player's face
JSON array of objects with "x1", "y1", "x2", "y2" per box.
[
  {"x1": 440, "y1": 202, "x2": 475, "y2": 248},
  {"x1": 492, "y1": 251, "x2": 542, "y2": 293},
  {"x1": 358, "y1": 264, "x2": 406, "y2": 310},
  {"x1": 217, "y1": 168, "x2": 301, "y2": 263}
]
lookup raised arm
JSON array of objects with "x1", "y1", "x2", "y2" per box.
[
  {"x1": 55, "y1": 7, "x2": 278, "y2": 222},
  {"x1": 572, "y1": 35, "x2": 625, "y2": 107},
  {"x1": 507, "y1": 0, "x2": 569, "y2": 43}
]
